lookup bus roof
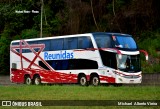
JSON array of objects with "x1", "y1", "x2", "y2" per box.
[
  {"x1": 11, "y1": 32, "x2": 132, "y2": 44},
  {"x1": 11, "y1": 33, "x2": 92, "y2": 43},
  {"x1": 92, "y1": 32, "x2": 131, "y2": 37}
]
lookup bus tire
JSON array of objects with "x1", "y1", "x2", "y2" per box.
[
  {"x1": 33, "y1": 75, "x2": 41, "y2": 85},
  {"x1": 79, "y1": 75, "x2": 87, "y2": 86},
  {"x1": 91, "y1": 76, "x2": 99, "y2": 86},
  {"x1": 24, "y1": 75, "x2": 32, "y2": 85}
]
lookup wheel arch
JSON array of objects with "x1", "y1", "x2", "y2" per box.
[
  {"x1": 33, "y1": 74, "x2": 41, "y2": 85},
  {"x1": 90, "y1": 72, "x2": 100, "y2": 86},
  {"x1": 33, "y1": 74, "x2": 40, "y2": 79},
  {"x1": 77, "y1": 73, "x2": 86, "y2": 83},
  {"x1": 24, "y1": 74, "x2": 31, "y2": 81},
  {"x1": 24, "y1": 74, "x2": 32, "y2": 84},
  {"x1": 90, "y1": 72, "x2": 99, "y2": 80}
]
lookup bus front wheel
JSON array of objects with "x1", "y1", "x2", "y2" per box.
[{"x1": 24, "y1": 75, "x2": 32, "y2": 85}]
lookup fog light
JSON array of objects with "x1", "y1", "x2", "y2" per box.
[{"x1": 118, "y1": 78, "x2": 123, "y2": 82}]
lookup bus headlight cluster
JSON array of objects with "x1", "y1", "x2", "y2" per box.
[
  {"x1": 113, "y1": 71, "x2": 123, "y2": 77},
  {"x1": 118, "y1": 78, "x2": 123, "y2": 82}
]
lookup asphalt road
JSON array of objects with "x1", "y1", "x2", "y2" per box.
[{"x1": 0, "y1": 75, "x2": 16, "y2": 86}]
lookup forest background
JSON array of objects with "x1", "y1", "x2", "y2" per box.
[{"x1": 0, "y1": 0, "x2": 160, "y2": 74}]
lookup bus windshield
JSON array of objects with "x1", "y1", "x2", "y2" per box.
[
  {"x1": 113, "y1": 36, "x2": 137, "y2": 50},
  {"x1": 117, "y1": 55, "x2": 141, "y2": 72},
  {"x1": 93, "y1": 33, "x2": 138, "y2": 50}
]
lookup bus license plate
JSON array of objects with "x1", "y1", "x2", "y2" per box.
[{"x1": 130, "y1": 80, "x2": 134, "y2": 83}]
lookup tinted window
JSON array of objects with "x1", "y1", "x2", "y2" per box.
[
  {"x1": 64, "y1": 37, "x2": 78, "y2": 50},
  {"x1": 26, "y1": 41, "x2": 38, "y2": 52},
  {"x1": 39, "y1": 61, "x2": 50, "y2": 70},
  {"x1": 22, "y1": 41, "x2": 39, "y2": 53},
  {"x1": 78, "y1": 37, "x2": 93, "y2": 49},
  {"x1": 99, "y1": 51, "x2": 117, "y2": 69},
  {"x1": 68, "y1": 59, "x2": 98, "y2": 69},
  {"x1": 117, "y1": 55, "x2": 141, "y2": 72},
  {"x1": 51, "y1": 39, "x2": 64, "y2": 50},
  {"x1": 22, "y1": 41, "x2": 29, "y2": 53},
  {"x1": 94, "y1": 34, "x2": 112, "y2": 48},
  {"x1": 38, "y1": 40, "x2": 50, "y2": 51},
  {"x1": 52, "y1": 60, "x2": 69, "y2": 70},
  {"x1": 12, "y1": 40, "x2": 51, "y2": 53},
  {"x1": 39, "y1": 59, "x2": 98, "y2": 70},
  {"x1": 39, "y1": 60, "x2": 69, "y2": 70},
  {"x1": 16, "y1": 49, "x2": 20, "y2": 53},
  {"x1": 12, "y1": 42, "x2": 20, "y2": 53},
  {"x1": 113, "y1": 36, "x2": 137, "y2": 49},
  {"x1": 28, "y1": 41, "x2": 37, "y2": 45},
  {"x1": 12, "y1": 42, "x2": 19, "y2": 45}
]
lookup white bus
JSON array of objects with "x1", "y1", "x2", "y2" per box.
[{"x1": 10, "y1": 32, "x2": 148, "y2": 86}]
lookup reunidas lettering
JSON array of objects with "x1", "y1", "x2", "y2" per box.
[{"x1": 44, "y1": 51, "x2": 74, "y2": 60}]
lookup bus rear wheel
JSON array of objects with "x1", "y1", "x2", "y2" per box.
[
  {"x1": 24, "y1": 75, "x2": 32, "y2": 85},
  {"x1": 33, "y1": 75, "x2": 41, "y2": 85},
  {"x1": 91, "y1": 76, "x2": 99, "y2": 86},
  {"x1": 79, "y1": 75, "x2": 87, "y2": 86}
]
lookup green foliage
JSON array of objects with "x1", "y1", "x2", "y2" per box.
[
  {"x1": 0, "y1": 30, "x2": 11, "y2": 74},
  {"x1": 138, "y1": 31, "x2": 160, "y2": 73},
  {"x1": 142, "y1": 63, "x2": 160, "y2": 73},
  {"x1": 107, "y1": 0, "x2": 126, "y2": 13},
  {"x1": 0, "y1": 0, "x2": 160, "y2": 74},
  {"x1": 21, "y1": 29, "x2": 39, "y2": 39},
  {"x1": 138, "y1": 31, "x2": 160, "y2": 57}
]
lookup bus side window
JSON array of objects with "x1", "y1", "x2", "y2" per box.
[
  {"x1": 68, "y1": 59, "x2": 98, "y2": 70},
  {"x1": 51, "y1": 61, "x2": 56, "y2": 69},
  {"x1": 78, "y1": 37, "x2": 93, "y2": 49},
  {"x1": 12, "y1": 42, "x2": 20, "y2": 53},
  {"x1": 39, "y1": 61, "x2": 50, "y2": 70},
  {"x1": 61, "y1": 60, "x2": 69, "y2": 70},
  {"x1": 22, "y1": 49, "x2": 27, "y2": 53},
  {"x1": 38, "y1": 40, "x2": 51, "y2": 51},
  {"x1": 51, "y1": 39, "x2": 64, "y2": 51},
  {"x1": 12, "y1": 42, "x2": 19, "y2": 45},
  {"x1": 16, "y1": 49, "x2": 20, "y2": 53},
  {"x1": 94, "y1": 35, "x2": 112, "y2": 48},
  {"x1": 64, "y1": 37, "x2": 78, "y2": 50},
  {"x1": 28, "y1": 41, "x2": 39, "y2": 52},
  {"x1": 100, "y1": 51, "x2": 117, "y2": 69}
]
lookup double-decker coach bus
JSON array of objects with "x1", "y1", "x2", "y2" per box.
[{"x1": 10, "y1": 32, "x2": 148, "y2": 86}]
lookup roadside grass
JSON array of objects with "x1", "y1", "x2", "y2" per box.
[
  {"x1": 0, "y1": 85, "x2": 159, "y2": 109},
  {"x1": 0, "y1": 85, "x2": 159, "y2": 100}
]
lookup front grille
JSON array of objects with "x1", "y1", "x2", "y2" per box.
[{"x1": 123, "y1": 75, "x2": 140, "y2": 79}]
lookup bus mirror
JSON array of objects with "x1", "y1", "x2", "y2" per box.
[
  {"x1": 140, "y1": 50, "x2": 148, "y2": 61},
  {"x1": 145, "y1": 55, "x2": 149, "y2": 61}
]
